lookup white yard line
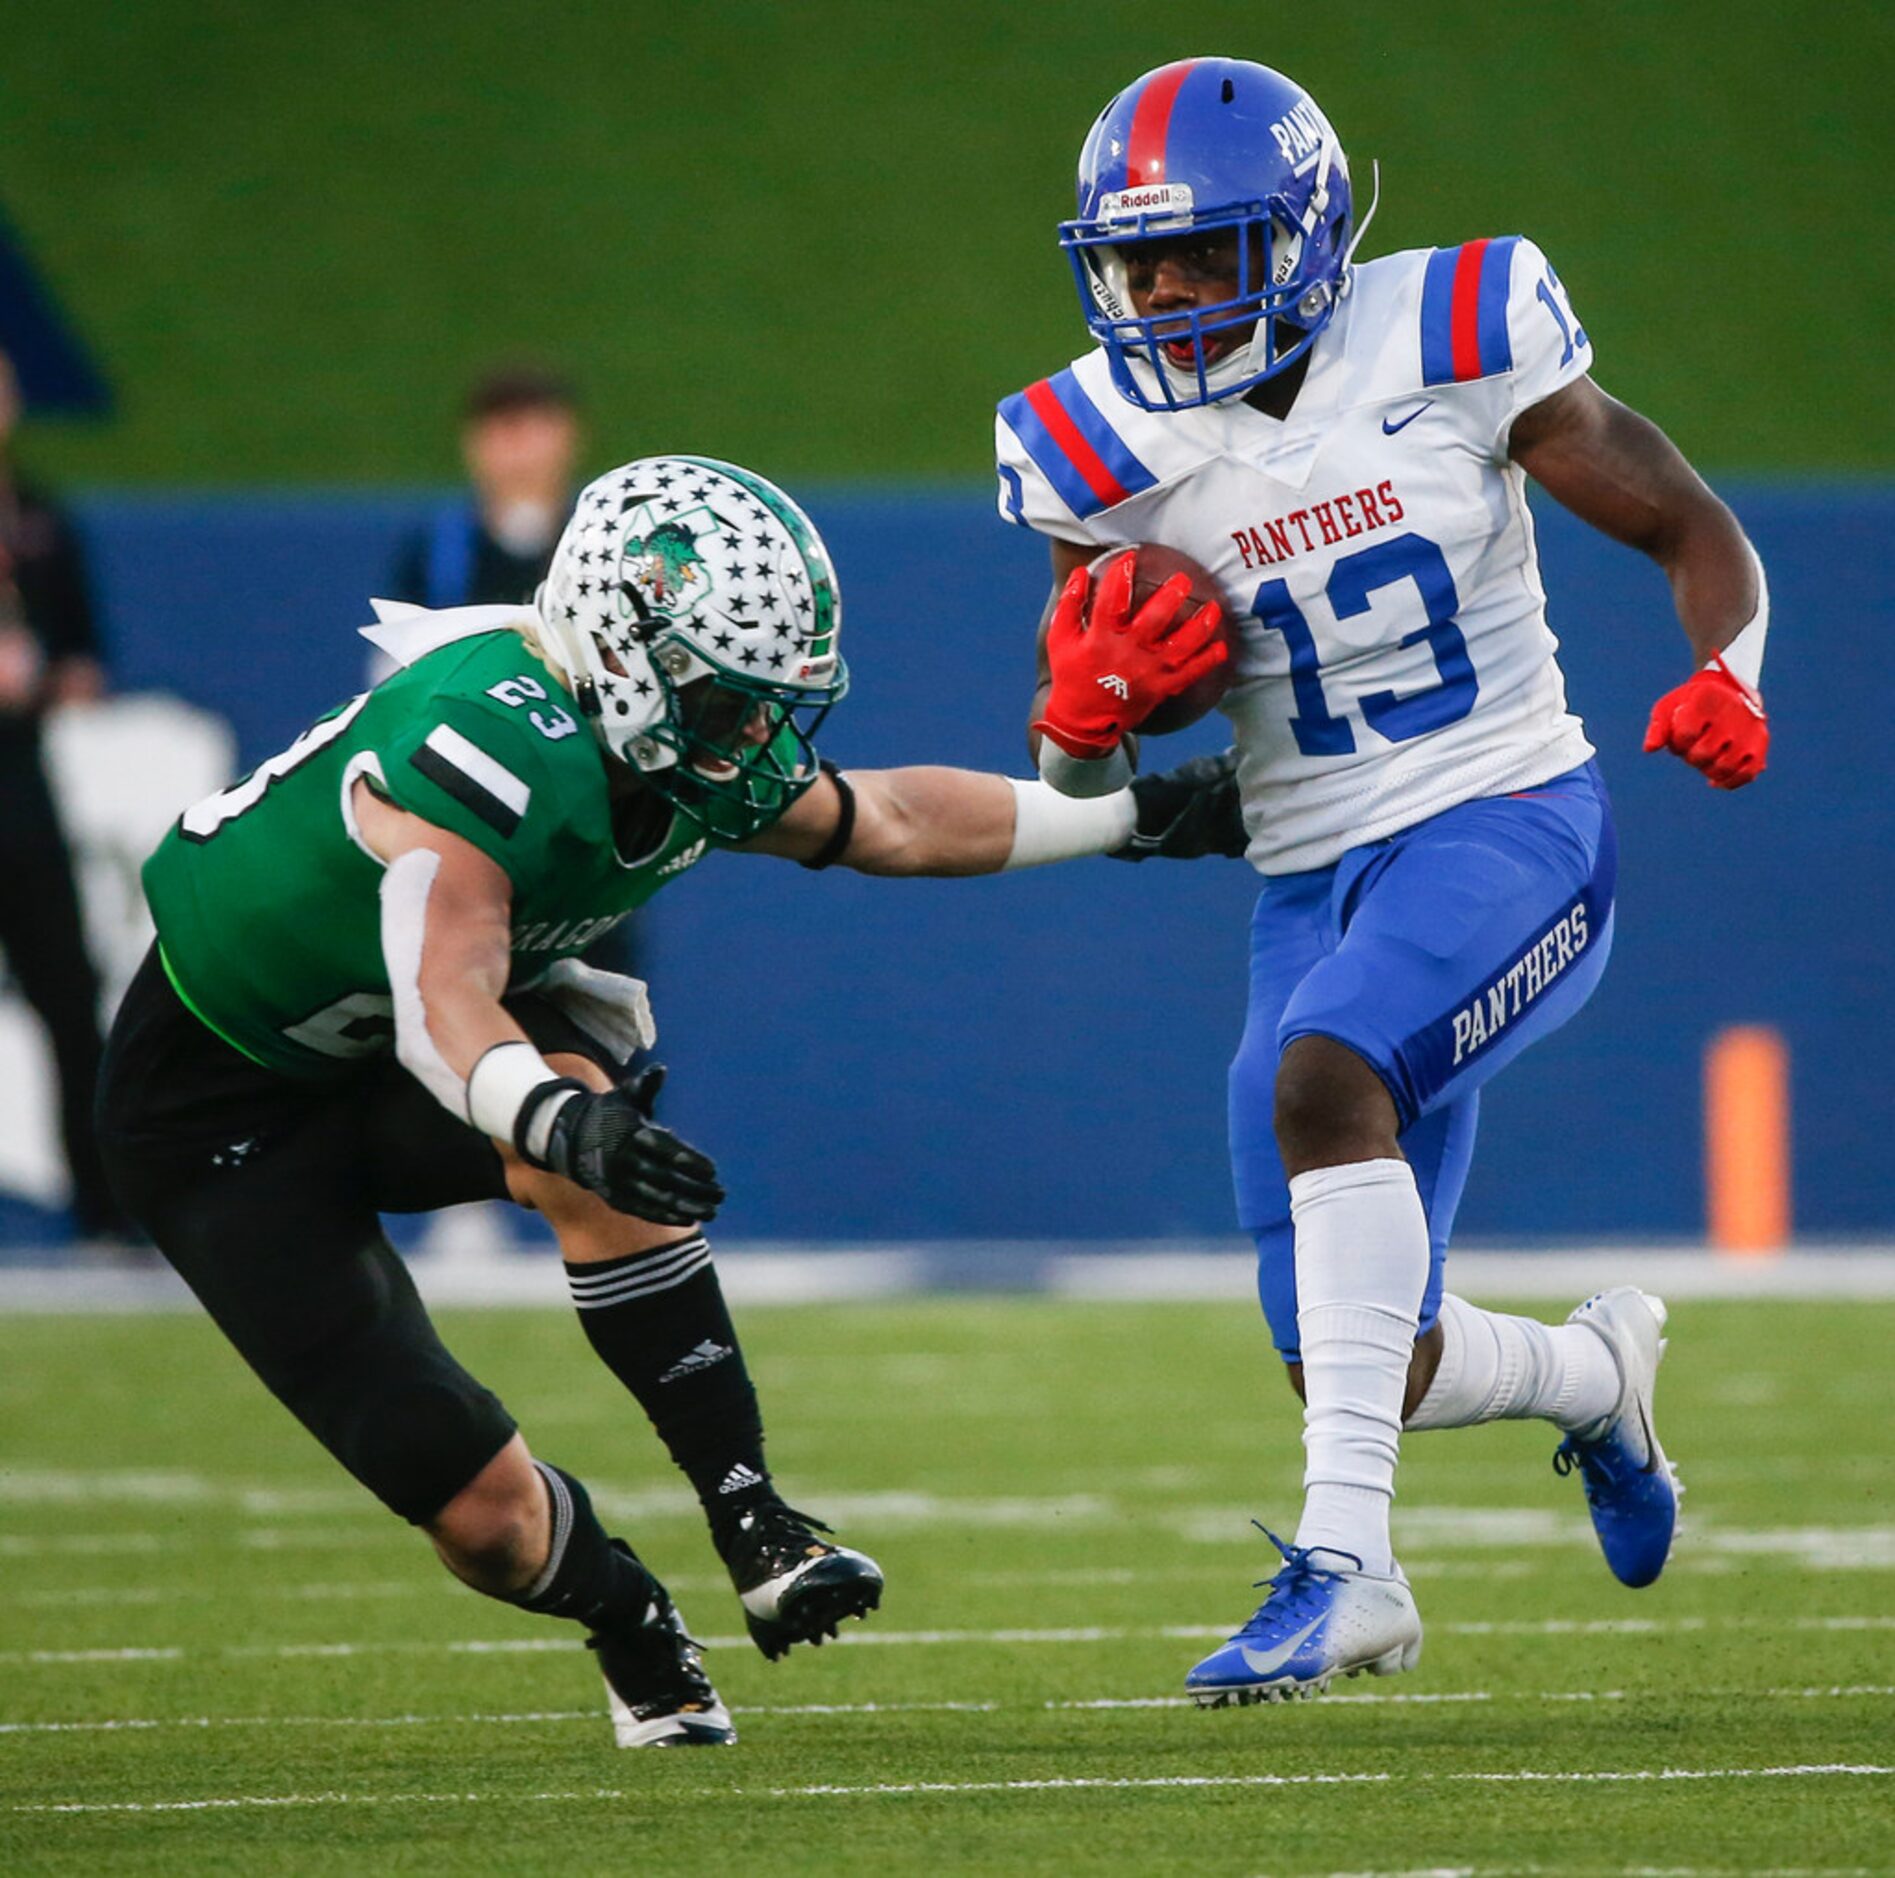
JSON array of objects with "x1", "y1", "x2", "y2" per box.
[
  {"x1": 17, "y1": 1582, "x2": 428, "y2": 1608},
  {"x1": 0, "y1": 1533, "x2": 175, "y2": 1557},
  {"x1": 5, "y1": 1475, "x2": 1889, "y2": 1574},
  {"x1": 6, "y1": 1246, "x2": 1895, "y2": 1313},
  {"x1": 6, "y1": 1613, "x2": 1894, "y2": 1669},
  {"x1": 0, "y1": 1528, "x2": 407, "y2": 1556},
  {"x1": 1292, "y1": 1868, "x2": 1875, "y2": 1878},
  {"x1": 8, "y1": 1764, "x2": 1887, "y2": 1815},
  {"x1": 4, "y1": 1686, "x2": 1889, "y2": 1737},
  {"x1": 7, "y1": 1648, "x2": 186, "y2": 1664},
  {"x1": 769, "y1": 1765, "x2": 1891, "y2": 1798}
]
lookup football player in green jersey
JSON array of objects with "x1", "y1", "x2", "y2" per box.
[{"x1": 97, "y1": 455, "x2": 1230, "y2": 1748}]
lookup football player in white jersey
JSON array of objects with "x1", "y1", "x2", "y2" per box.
[{"x1": 997, "y1": 57, "x2": 1772, "y2": 1705}]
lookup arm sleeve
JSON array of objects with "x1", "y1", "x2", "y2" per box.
[
  {"x1": 994, "y1": 406, "x2": 1102, "y2": 548},
  {"x1": 1494, "y1": 236, "x2": 1595, "y2": 451},
  {"x1": 374, "y1": 694, "x2": 569, "y2": 885}
]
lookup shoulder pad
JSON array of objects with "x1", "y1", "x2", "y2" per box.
[
  {"x1": 1418, "y1": 235, "x2": 1526, "y2": 386},
  {"x1": 997, "y1": 362, "x2": 1160, "y2": 528}
]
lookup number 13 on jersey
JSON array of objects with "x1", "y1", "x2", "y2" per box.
[{"x1": 1249, "y1": 532, "x2": 1478, "y2": 757}]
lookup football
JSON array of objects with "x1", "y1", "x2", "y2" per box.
[{"x1": 1086, "y1": 542, "x2": 1233, "y2": 735}]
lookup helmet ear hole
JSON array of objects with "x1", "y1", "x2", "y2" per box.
[{"x1": 619, "y1": 582, "x2": 660, "y2": 640}]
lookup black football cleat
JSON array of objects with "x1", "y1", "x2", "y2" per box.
[
  {"x1": 590, "y1": 1586, "x2": 736, "y2": 1747},
  {"x1": 725, "y1": 1501, "x2": 885, "y2": 1661}
]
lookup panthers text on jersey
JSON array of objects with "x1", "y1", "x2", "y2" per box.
[
  {"x1": 142, "y1": 629, "x2": 796, "y2": 1077},
  {"x1": 997, "y1": 235, "x2": 1598, "y2": 875}
]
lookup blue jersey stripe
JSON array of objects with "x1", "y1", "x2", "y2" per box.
[
  {"x1": 1419, "y1": 245, "x2": 1461, "y2": 386},
  {"x1": 1420, "y1": 237, "x2": 1522, "y2": 384},
  {"x1": 997, "y1": 375, "x2": 1157, "y2": 520},
  {"x1": 998, "y1": 388, "x2": 1101, "y2": 519},
  {"x1": 1045, "y1": 368, "x2": 1159, "y2": 502},
  {"x1": 1476, "y1": 234, "x2": 1519, "y2": 377}
]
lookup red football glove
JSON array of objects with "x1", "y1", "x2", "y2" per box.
[
  {"x1": 1642, "y1": 661, "x2": 1769, "y2": 790},
  {"x1": 1033, "y1": 553, "x2": 1228, "y2": 759}
]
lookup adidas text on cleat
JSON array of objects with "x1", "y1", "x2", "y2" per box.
[
  {"x1": 1555, "y1": 1287, "x2": 1681, "y2": 1589},
  {"x1": 726, "y1": 1501, "x2": 885, "y2": 1661},
  {"x1": 591, "y1": 1590, "x2": 736, "y2": 1747},
  {"x1": 1185, "y1": 1526, "x2": 1422, "y2": 1707}
]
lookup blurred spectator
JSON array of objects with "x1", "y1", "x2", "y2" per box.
[
  {"x1": 384, "y1": 360, "x2": 640, "y2": 981},
  {"x1": 0, "y1": 345, "x2": 128, "y2": 1239},
  {"x1": 386, "y1": 363, "x2": 581, "y2": 608}
]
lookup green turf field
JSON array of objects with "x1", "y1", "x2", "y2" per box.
[
  {"x1": 5, "y1": 2, "x2": 1890, "y2": 484},
  {"x1": 1, "y1": 1297, "x2": 1890, "y2": 1873}
]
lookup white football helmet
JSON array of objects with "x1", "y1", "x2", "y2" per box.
[{"x1": 535, "y1": 456, "x2": 848, "y2": 841}]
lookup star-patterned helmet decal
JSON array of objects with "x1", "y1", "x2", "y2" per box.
[
  {"x1": 535, "y1": 455, "x2": 849, "y2": 839},
  {"x1": 547, "y1": 457, "x2": 840, "y2": 693}
]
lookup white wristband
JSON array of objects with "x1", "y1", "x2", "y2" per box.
[
  {"x1": 1003, "y1": 779, "x2": 1137, "y2": 870},
  {"x1": 1709, "y1": 542, "x2": 1768, "y2": 693},
  {"x1": 466, "y1": 1040, "x2": 578, "y2": 1160},
  {"x1": 1036, "y1": 738, "x2": 1135, "y2": 799}
]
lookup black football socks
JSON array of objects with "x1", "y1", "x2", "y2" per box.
[
  {"x1": 509, "y1": 1461, "x2": 661, "y2": 1636},
  {"x1": 566, "y1": 1236, "x2": 776, "y2": 1548}
]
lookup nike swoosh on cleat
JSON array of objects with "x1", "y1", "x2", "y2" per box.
[
  {"x1": 1381, "y1": 400, "x2": 1434, "y2": 434},
  {"x1": 1636, "y1": 1399, "x2": 1661, "y2": 1474},
  {"x1": 1237, "y1": 1613, "x2": 1327, "y2": 1679}
]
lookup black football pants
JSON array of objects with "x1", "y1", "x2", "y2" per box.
[{"x1": 96, "y1": 946, "x2": 610, "y2": 1524}]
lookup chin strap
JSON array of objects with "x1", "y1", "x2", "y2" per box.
[{"x1": 1342, "y1": 157, "x2": 1381, "y2": 273}]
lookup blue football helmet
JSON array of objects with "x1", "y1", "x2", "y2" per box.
[{"x1": 1061, "y1": 59, "x2": 1362, "y2": 411}]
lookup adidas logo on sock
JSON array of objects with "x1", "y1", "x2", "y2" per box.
[
  {"x1": 718, "y1": 1462, "x2": 764, "y2": 1496},
  {"x1": 659, "y1": 1340, "x2": 733, "y2": 1384}
]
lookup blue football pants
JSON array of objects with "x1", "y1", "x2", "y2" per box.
[{"x1": 1228, "y1": 763, "x2": 1617, "y2": 1362}]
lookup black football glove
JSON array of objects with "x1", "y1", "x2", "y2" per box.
[
  {"x1": 538, "y1": 1064, "x2": 725, "y2": 1226},
  {"x1": 1110, "y1": 747, "x2": 1248, "y2": 861}
]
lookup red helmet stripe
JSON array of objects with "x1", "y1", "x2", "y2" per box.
[
  {"x1": 1023, "y1": 380, "x2": 1131, "y2": 509},
  {"x1": 1448, "y1": 237, "x2": 1491, "y2": 382},
  {"x1": 1125, "y1": 60, "x2": 1198, "y2": 187}
]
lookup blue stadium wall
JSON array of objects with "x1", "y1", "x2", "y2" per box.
[{"x1": 71, "y1": 485, "x2": 1892, "y2": 1242}]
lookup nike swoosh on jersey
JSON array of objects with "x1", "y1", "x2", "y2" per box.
[
  {"x1": 1238, "y1": 1613, "x2": 1327, "y2": 1678},
  {"x1": 1381, "y1": 400, "x2": 1435, "y2": 435}
]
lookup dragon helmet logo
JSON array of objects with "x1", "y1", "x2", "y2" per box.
[{"x1": 618, "y1": 511, "x2": 712, "y2": 620}]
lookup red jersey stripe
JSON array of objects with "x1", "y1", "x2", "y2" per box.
[
  {"x1": 1125, "y1": 60, "x2": 1198, "y2": 187},
  {"x1": 1023, "y1": 380, "x2": 1130, "y2": 510},
  {"x1": 1449, "y1": 237, "x2": 1491, "y2": 382}
]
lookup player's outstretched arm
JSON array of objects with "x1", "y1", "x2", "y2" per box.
[
  {"x1": 742, "y1": 750, "x2": 1252, "y2": 876},
  {"x1": 739, "y1": 765, "x2": 1134, "y2": 877},
  {"x1": 1510, "y1": 377, "x2": 1770, "y2": 789}
]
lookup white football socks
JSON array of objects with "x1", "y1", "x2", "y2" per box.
[
  {"x1": 1290, "y1": 1158, "x2": 1431, "y2": 1579},
  {"x1": 1406, "y1": 1292, "x2": 1619, "y2": 1433}
]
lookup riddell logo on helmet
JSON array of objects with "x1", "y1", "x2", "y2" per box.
[{"x1": 1098, "y1": 183, "x2": 1195, "y2": 223}]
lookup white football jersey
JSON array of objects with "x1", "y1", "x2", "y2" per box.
[{"x1": 997, "y1": 236, "x2": 1598, "y2": 875}]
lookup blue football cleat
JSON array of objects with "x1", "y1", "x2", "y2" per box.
[
  {"x1": 1554, "y1": 1288, "x2": 1681, "y2": 1588},
  {"x1": 1185, "y1": 1526, "x2": 1423, "y2": 1707}
]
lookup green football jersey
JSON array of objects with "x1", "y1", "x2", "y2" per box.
[{"x1": 143, "y1": 629, "x2": 785, "y2": 1077}]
